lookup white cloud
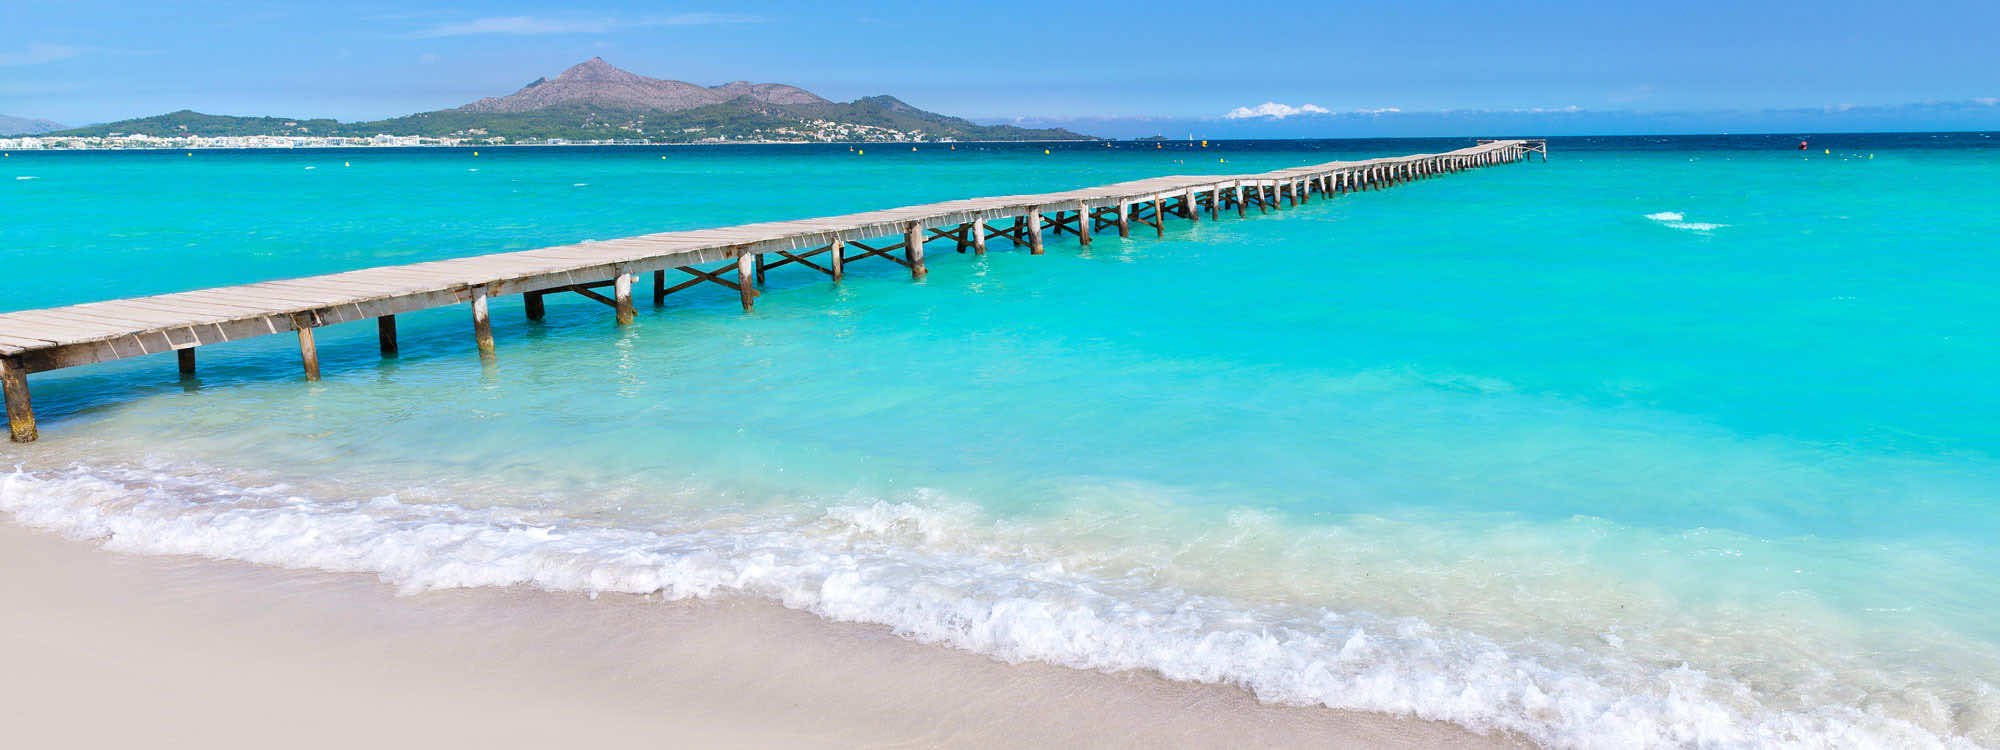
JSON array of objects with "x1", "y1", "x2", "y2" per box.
[
  {"x1": 0, "y1": 43, "x2": 79, "y2": 66},
  {"x1": 411, "y1": 13, "x2": 755, "y2": 38},
  {"x1": 1223, "y1": 102, "x2": 1331, "y2": 119}
]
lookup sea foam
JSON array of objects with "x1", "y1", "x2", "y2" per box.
[{"x1": 0, "y1": 464, "x2": 1971, "y2": 750}]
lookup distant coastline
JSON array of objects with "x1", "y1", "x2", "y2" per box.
[
  {"x1": 0, "y1": 136, "x2": 1113, "y2": 152},
  {"x1": 15, "y1": 59, "x2": 1096, "y2": 150}
]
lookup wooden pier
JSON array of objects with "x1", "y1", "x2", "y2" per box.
[{"x1": 0, "y1": 139, "x2": 1544, "y2": 442}]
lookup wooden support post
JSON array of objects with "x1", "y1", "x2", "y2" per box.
[
  {"x1": 614, "y1": 272, "x2": 636, "y2": 325},
  {"x1": 653, "y1": 270, "x2": 667, "y2": 305},
  {"x1": 524, "y1": 292, "x2": 546, "y2": 321},
  {"x1": 830, "y1": 238, "x2": 846, "y2": 279},
  {"x1": 754, "y1": 254, "x2": 767, "y2": 286},
  {"x1": 297, "y1": 324, "x2": 322, "y2": 380},
  {"x1": 905, "y1": 223, "x2": 928, "y2": 277},
  {"x1": 1027, "y1": 211, "x2": 1045, "y2": 255},
  {"x1": 177, "y1": 347, "x2": 196, "y2": 376},
  {"x1": 471, "y1": 291, "x2": 495, "y2": 359},
  {"x1": 1236, "y1": 185, "x2": 1247, "y2": 217},
  {"x1": 1184, "y1": 190, "x2": 1199, "y2": 222},
  {"x1": 1, "y1": 356, "x2": 34, "y2": 443},
  {"x1": 1207, "y1": 189, "x2": 1219, "y2": 220},
  {"x1": 737, "y1": 254, "x2": 758, "y2": 310},
  {"x1": 1076, "y1": 206, "x2": 1092, "y2": 246},
  {"x1": 378, "y1": 315, "x2": 399, "y2": 357},
  {"x1": 1117, "y1": 202, "x2": 1132, "y2": 237},
  {"x1": 971, "y1": 220, "x2": 986, "y2": 255},
  {"x1": 1152, "y1": 198, "x2": 1167, "y2": 236}
]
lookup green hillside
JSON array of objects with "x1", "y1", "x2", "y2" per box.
[{"x1": 52, "y1": 98, "x2": 1092, "y2": 143}]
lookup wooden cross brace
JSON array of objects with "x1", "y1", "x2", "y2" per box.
[
  {"x1": 1043, "y1": 210, "x2": 1085, "y2": 237},
  {"x1": 841, "y1": 239, "x2": 915, "y2": 269},
  {"x1": 761, "y1": 245, "x2": 838, "y2": 277},
  {"x1": 661, "y1": 264, "x2": 748, "y2": 297}
]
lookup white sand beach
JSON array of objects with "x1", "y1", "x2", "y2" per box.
[{"x1": 0, "y1": 519, "x2": 1519, "y2": 749}]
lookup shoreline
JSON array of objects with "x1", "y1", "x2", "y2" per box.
[{"x1": 0, "y1": 518, "x2": 1521, "y2": 748}]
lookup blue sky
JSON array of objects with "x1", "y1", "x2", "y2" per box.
[{"x1": 4, "y1": 0, "x2": 1998, "y2": 136}]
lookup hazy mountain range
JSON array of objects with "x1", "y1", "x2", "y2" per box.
[
  {"x1": 459, "y1": 58, "x2": 831, "y2": 113},
  {"x1": 44, "y1": 58, "x2": 1091, "y2": 143},
  {"x1": 0, "y1": 115, "x2": 66, "y2": 136}
]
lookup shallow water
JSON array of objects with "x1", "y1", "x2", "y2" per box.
[{"x1": 4, "y1": 135, "x2": 1998, "y2": 748}]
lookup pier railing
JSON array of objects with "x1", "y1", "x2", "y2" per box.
[{"x1": 1, "y1": 139, "x2": 1545, "y2": 441}]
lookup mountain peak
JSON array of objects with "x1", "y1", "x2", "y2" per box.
[
  {"x1": 459, "y1": 59, "x2": 829, "y2": 114},
  {"x1": 554, "y1": 57, "x2": 640, "y2": 83}
]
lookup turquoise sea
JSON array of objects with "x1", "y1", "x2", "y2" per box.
[{"x1": 3, "y1": 135, "x2": 1997, "y2": 747}]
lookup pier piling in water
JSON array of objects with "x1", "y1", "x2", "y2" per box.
[
  {"x1": 0, "y1": 139, "x2": 1544, "y2": 441},
  {"x1": 905, "y1": 224, "x2": 928, "y2": 277},
  {"x1": 3, "y1": 356, "x2": 37, "y2": 443},
  {"x1": 378, "y1": 315, "x2": 399, "y2": 356},
  {"x1": 736, "y1": 254, "x2": 758, "y2": 311},
  {"x1": 614, "y1": 273, "x2": 636, "y2": 325},
  {"x1": 295, "y1": 322, "x2": 321, "y2": 381},
  {"x1": 471, "y1": 291, "x2": 495, "y2": 358}
]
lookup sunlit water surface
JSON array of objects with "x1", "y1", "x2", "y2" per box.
[{"x1": 4, "y1": 135, "x2": 1998, "y2": 748}]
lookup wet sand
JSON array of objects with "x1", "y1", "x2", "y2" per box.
[{"x1": 0, "y1": 520, "x2": 1522, "y2": 749}]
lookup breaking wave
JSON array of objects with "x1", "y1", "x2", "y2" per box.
[{"x1": 0, "y1": 463, "x2": 1975, "y2": 749}]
